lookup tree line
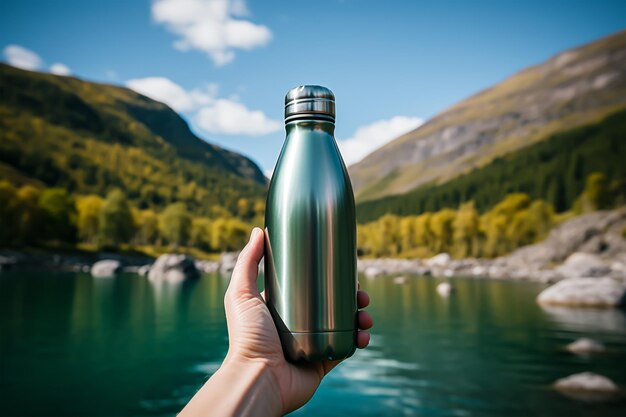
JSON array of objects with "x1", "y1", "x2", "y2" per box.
[
  {"x1": 357, "y1": 172, "x2": 617, "y2": 258},
  {"x1": 1, "y1": 171, "x2": 616, "y2": 258},
  {"x1": 0, "y1": 182, "x2": 262, "y2": 252}
]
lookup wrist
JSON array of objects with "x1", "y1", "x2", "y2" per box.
[
  {"x1": 219, "y1": 354, "x2": 283, "y2": 416},
  {"x1": 180, "y1": 354, "x2": 283, "y2": 417}
]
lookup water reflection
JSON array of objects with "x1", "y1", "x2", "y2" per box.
[
  {"x1": 2, "y1": 272, "x2": 626, "y2": 417},
  {"x1": 540, "y1": 305, "x2": 626, "y2": 333}
]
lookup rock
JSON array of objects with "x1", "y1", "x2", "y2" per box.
[
  {"x1": 148, "y1": 254, "x2": 199, "y2": 283},
  {"x1": 426, "y1": 253, "x2": 451, "y2": 267},
  {"x1": 364, "y1": 266, "x2": 383, "y2": 278},
  {"x1": 0, "y1": 255, "x2": 18, "y2": 271},
  {"x1": 437, "y1": 282, "x2": 454, "y2": 297},
  {"x1": 137, "y1": 264, "x2": 151, "y2": 276},
  {"x1": 556, "y1": 252, "x2": 610, "y2": 278},
  {"x1": 537, "y1": 277, "x2": 626, "y2": 308},
  {"x1": 554, "y1": 372, "x2": 618, "y2": 392},
  {"x1": 471, "y1": 265, "x2": 487, "y2": 276},
  {"x1": 90, "y1": 260, "x2": 122, "y2": 278},
  {"x1": 195, "y1": 260, "x2": 219, "y2": 274},
  {"x1": 610, "y1": 261, "x2": 626, "y2": 274},
  {"x1": 219, "y1": 252, "x2": 239, "y2": 274},
  {"x1": 507, "y1": 209, "x2": 626, "y2": 268},
  {"x1": 566, "y1": 338, "x2": 606, "y2": 354},
  {"x1": 393, "y1": 276, "x2": 408, "y2": 285},
  {"x1": 122, "y1": 266, "x2": 141, "y2": 273}
]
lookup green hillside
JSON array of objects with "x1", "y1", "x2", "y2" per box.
[
  {"x1": 0, "y1": 63, "x2": 266, "y2": 217},
  {"x1": 356, "y1": 109, "x2": 626, "y2": 223}
]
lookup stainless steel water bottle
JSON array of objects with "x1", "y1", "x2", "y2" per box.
[{"x1": 264, "y1": 85, "x2": 357, "y2": 362}]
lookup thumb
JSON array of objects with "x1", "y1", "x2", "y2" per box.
[{"x1": 228, "y1": 227, "x2": 264, "y2": 296}]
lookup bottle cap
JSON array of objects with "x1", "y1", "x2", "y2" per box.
[{"x1": 284, "y1": 85, "x2": 335, "y2": 122}]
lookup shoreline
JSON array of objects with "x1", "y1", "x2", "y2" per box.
[
  {"x1": 2, "y1": 208, "x2": 626, "y2": 283},
  {"x1": 3, "y1": 247, "x2": 625, "y2": 285},
  {"x1": 357, "y1": 255, "x2": 626, "y2": 284}
]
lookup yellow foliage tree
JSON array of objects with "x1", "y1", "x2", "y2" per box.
[
  {"x1": 453, "y1": 201, "x2": 479, "y2": 258},
  {"x1": 76, "y1": 195, "x2": 103, "y2": 244}
]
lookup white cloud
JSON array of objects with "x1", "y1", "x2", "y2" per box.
[
  {"x1": 49, "y1": 63, "x2": 71, "y2": 75},
  {"x1": 3, "y1": 44, "x2": 43, "y2": 70},
  {"x1": 337, "y1": 116, "x2": 424, "y2": 166},
  {"x1": 126, "y1": 75, "x2": 280, "y2": 136},
  {"x1": 195, "y1": 99, "x2": 281, "y2": 135},
  {"x1": 126, "y1": 76, "x2": 217, "y2": 112},
  {"x1": 151, "y1": 0, "x2": 272, "y2": 66}
]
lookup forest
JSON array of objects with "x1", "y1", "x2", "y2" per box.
[
  {"x1": 0, "y1": 171, "x2": 617, "y2": 259},
  {"x1": 357, "y1": 172, "x2": 616, "y2": 258},
  {"x1": 356, "y1": 109, "x2": 626, "y2": 223},
  {"x1": 0, "y1": 182, "x2": 263, "y2": 255}
]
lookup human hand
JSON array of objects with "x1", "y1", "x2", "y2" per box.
[
  {"x1": 181, "y1": 227, "x2": 373, "y2": 417},
  {"x1": 223, "y1": 227, "x2": 373, "y2": 414}
]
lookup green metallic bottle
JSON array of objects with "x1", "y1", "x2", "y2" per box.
[{"x1": 264, "y1": 85, "x2": 357, "y2": 362}]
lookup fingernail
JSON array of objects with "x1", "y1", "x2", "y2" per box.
[{"x1": 250, "y1": 227, "x2": 260, "y2": 241}]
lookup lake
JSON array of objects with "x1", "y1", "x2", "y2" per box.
[{"x1": 1, "y1": 271, "x2": 625, "y2": 416}]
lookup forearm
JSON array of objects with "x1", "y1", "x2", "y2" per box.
[{"x1": 179, "y1": 356, "x2": 283, "y2": 417}]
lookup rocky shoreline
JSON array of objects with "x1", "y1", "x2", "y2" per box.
[
  {"x1": 2, "y1": 208, "x2": 625, "y2": 287},
  {"x1": 360, "y1": 208, "x2": 626, "y2": 284}
]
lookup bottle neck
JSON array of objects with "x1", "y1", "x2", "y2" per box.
[{"x1": 285, "y1": 119, "x2": 335, "y2": 136}]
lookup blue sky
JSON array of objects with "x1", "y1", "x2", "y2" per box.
[{"x1": 2, "y1": 0, "x2": 625, "y2": 176}]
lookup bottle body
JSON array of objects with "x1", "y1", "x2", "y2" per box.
[{"x1": 264, "y1": 119, "x2": 357, "y2": 362}]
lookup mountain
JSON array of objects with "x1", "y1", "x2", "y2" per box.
[
  {"x1": 356, "y1": 109, "x2": 626, "y2": 223},
  {"x1": 350, "y1": 30, "x2": 626, "y2": 202},
  {"x1": 0, "y1": 63, "x2": 266, "y2": 216}
]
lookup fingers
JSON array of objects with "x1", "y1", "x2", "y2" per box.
[
  {"x1": 357, "y1": 289, "x2": 372, "y2": 349},
  {"x1": 357, "y1": 290, "x2": 370, "y2": 308},
  {"x1": 357, "y1": 310, "x2": 373, "y2": 330},
  {"x1": 228, "y1": 227, "x2": 264, "y2": 297},
  {"x1": 356, "y1": 310, "x2": 372, "y2": 349},
  {"x1": 357, "y1": 331, "x2": 370, "y2": 349}
]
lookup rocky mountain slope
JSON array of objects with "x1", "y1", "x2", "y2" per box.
[
  {"x1": 350, "y1": 30, "x2": 626, "y2": 201},
  {"x1": 0, "y1": 64, "x2": 266, "y2": 214}
]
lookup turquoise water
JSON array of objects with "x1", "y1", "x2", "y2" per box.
[{"x1": 1, "y1": 271, "x2": 625, "y2": 416}]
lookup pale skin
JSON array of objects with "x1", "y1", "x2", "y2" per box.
[{"x1": 180, "y1": 227, "x2": 374, "y2": 417}]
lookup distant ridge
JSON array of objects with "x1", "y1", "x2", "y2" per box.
[{"x1": 350, "y1": 30, "x2": 626, "y2": 202}]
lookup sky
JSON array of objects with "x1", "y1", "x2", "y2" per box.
[{"x1": 1, "y1": 0, "x2": 625, "y2": 177}]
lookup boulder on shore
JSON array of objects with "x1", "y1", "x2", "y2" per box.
[
  {"x1": 556, "y1": 252, "x2": 610, "y2": 278},
  {"x1": 219, "y1": 252, "x2": 239, "y2": 274},
  {"x1": 426, "y1": 253, "x2": 451, "y2": 267},
  {"x1": 554, "y1": 372, "x2": 619, "y2": 401},
  {"x1": 537, "y1": 277, "x2": 626, "y2": 308},
  {"x1": 91, "y1": 260, "x2": 122, "y2": 278},
  {"x1": 148, "y1": 254, "x2": 199, "y2": 283},
  {"x1": 566, "y1": 338, "x2": 606, "y2": 355},
  {"x1": 506, "y1": 209, "x2": 626, "y2": 268},
  {"x1": 195, "y1": 260, "x2": 219, "y2": 274}
]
